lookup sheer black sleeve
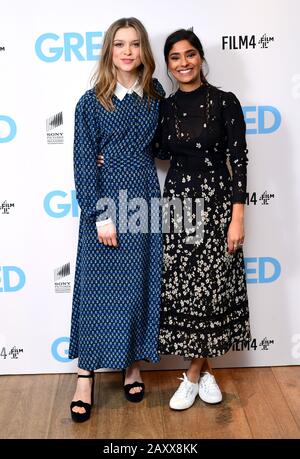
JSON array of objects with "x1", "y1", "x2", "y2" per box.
[
  {"x1": 222, "y1": 91, "x2": 248, "y2": 204},
  {"x1": 152, "y1": 99, "x2": 171, "y2": 160}
]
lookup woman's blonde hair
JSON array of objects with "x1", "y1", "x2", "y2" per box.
[{"x1": 91, "y1": 17, "x2": 162, "y2": 111}]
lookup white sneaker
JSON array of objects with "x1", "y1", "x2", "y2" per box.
[
  {"x1": 198, "y1": 372, "x2": 222, "y2": 404},
  {"x1": 169, "y1": 372, "x2": 199, "y2": 410}
]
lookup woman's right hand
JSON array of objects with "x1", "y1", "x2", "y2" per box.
[
  {"x1": 96, "y1": 154, "x2": 117, "y2": 246},
  {"x1": 97, "y1": 222, "x2": 118, "y2": 247}
]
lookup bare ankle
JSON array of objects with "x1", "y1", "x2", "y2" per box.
[{"x1": 186, "y1": 369, "x2": 200, "y2": 383}]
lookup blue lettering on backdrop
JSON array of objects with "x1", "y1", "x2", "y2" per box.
[
  {"x1": 0, "y1": 116, "x2": 17, "y2": 143},
  {"x1": 0, "y1": 266, "x2": 26, "y2": 292},
  {"x1": 35, "y1": 32, "x2": 103, "y2": 62},
  {"x1": 51, "y1": 337, "x2": 71, "y2": 363},
  {"x1": 245, "y1": 257, "x2": 281, "y2": 283},
  {"x1": 44, "y1": 190, "x2": 79, "y2": 217},
  {"x1": 243, "y1": 106, "x2": 281, "y2": 134}
]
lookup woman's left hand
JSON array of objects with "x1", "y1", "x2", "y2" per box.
[
  {"x1": 227, "y1": 220, "x2": 245, "y2": 254},
  {"x1": 97, "y1": 154, "x2": 104, "y2": 167}
]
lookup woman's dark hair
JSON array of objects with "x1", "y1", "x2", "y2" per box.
[{"x1": 164, "y1": 29, "x2": 209, "y2": 85}]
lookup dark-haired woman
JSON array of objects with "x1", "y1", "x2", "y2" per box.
[{"x1": 156, "y1": 29, "x2": 251, "y2": 410}]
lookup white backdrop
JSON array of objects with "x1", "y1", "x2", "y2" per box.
[{"x1": 1, "y1": 0, "x2": 300, "y2": 374}]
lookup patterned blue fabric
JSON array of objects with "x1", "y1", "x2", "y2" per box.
[{"x1": 69, "y1": 79, "x2": 165, "y2": 370}]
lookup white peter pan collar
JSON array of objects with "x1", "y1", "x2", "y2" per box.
[{"x1": 114, "y1": 79, "x2": 143, "y2": 100}]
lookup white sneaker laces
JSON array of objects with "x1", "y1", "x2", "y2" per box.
[
  {"x1": 201, "y1": 372, "x2": 218, "y2": 391},
  {"x1": 175, "y1": 373, "x2": 196, "y2": 398}
]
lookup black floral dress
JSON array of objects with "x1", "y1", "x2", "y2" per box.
[{"x1": 157, "y1": 84, "x2": 251, "y2": 359}]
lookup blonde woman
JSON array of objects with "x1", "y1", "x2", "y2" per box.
[{"x1": 69, "y1": 17, "x2": 165, "y2": 422}]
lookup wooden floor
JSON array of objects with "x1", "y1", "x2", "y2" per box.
[{"x1": 0, "y1": 367, "x2": 299, "y2": 439}]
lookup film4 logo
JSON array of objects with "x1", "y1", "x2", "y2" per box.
[
  {"x1": 246, "y1": 191, "x2": 275, "y2": 206},
  {"x1": 222, "y1": 34, "x2": 274, "y2": 50},
  {"x1": 0, "y1": 200, "x2": 15, "y2": 214},
  {"x1": 259, "y1": 337, "x2": 275, "y2": 350},
  {"x1": 0, "y1": 346, "x2": 24, "y2": 359},
  {"x1": 232, "y1": 337, "x2": 274, "y2": 351}
]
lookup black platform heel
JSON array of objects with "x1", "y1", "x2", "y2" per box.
[
  {"x1": 70, "y1": 371, "x2": 95, "y2": 423},
  {"x1": 122, "y1": 369, "x2": 145, "y2": 403}
]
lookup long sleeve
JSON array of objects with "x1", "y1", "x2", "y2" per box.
[
  {"x1": 222, "y1": 91, "x2": 248, "y2": 204},
  {"x1": 152, "y1": 99, "x2": 171, "y2": 160},
  {"x1": 151, "y1": 80, "x2": 170, "y2": 160},
  {"x1": 73, "y1": 92, "x2": 102, "y2": 221}
]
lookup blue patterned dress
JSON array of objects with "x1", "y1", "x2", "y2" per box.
[{"x1": 69, "y1": 79, "x2": 165, "y2": 370}]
